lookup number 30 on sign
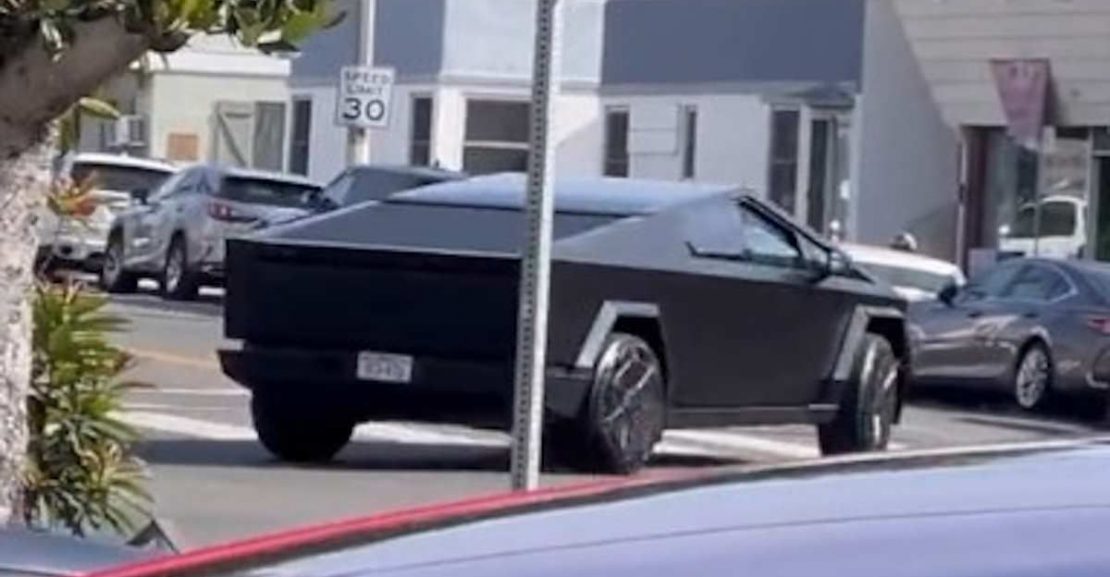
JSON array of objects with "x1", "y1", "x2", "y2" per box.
[{"x1": 335, "y1": 66, "x2": 395, "y2": 129}]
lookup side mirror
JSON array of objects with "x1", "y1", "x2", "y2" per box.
[
  {"x1": 130, "y1": 188, "x2": 149, "y2": 205},
  {"x1": 938, "y1": 283, "x2": 959, "y2": 306},
  {"x1": 808, "y1": 250, "x2": 850, "y2": 281}
]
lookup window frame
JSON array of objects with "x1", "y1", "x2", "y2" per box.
[
  {"x1": 462, "y1": 98, "x2": 531, "y2": 175},
  {"x1": 603, "y1": 106, "x2": 630, "y2": 178},
  {"x1": 681, "y1": 104, "x2": 697, "y2": 180},
  {"x1": 767, "y1": 106, "x2": 802, "y2": 215},
  {"x1": 996, "y1": 263, "x2": 1078, "y2": 304},
  {"x1": 288, "y1": 97, "x2": 312, "y2": 176},
  {"x1": 409, "y1": 95, "x2": 434, "y2": 167}
]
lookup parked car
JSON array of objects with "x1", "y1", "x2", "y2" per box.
[
  {"x1": 0, "y1": 527, "x2": 155, "y2": 576},
  {"x1": 909, "y1": 257, "x2": 1110, "y2": 410},
  {"x1": 100, "y1": 164, "x2": 321, "y2": 300},
  {"x1": 219, "y1": 174, "x2": 908, "y2": 474},
  {"x1": 313, "y1": 165, "x2": 465, "y2": 210},
  {"x1": 998, "y1": 195, "x2": 1086, "y2": 260},
  {"x1": 93, "y1": 441, "x2": 1110, "y2": 577},
  {"x1": 40, "y1": 154, "x2": 176, "y2": 272},
  {"x1": 841, "y1": 243, "x2": 966, "y2": 302}
]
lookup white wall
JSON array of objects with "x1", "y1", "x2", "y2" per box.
[
  {"x1": 147, "y1": 73, "x2": 289, "y2": 164},
  {"x1": 602, "y1": 93, "x2": 771, "y2": 191},
  {"x1": 298, "y1": 81, "x2": 602, "y2": 180},
  {"x1": 291, "y1": 85, "x2": 347, "y2": 182},
  {"x1": 854, "y1": 0, "x2": 960, "y2": 259}
]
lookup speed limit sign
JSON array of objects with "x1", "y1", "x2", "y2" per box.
[{"x1": 335, "y1": 66, "x2": 395, "y2": 129}]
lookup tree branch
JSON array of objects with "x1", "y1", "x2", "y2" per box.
[{"x1": 0, "y1": 17, "x2": 150, "y2": 157}]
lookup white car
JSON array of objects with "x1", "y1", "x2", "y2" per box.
[
  {"x1": 42, "y1": 154, "x2": 177, "y2": 271},
  {"x1": 840, "y1": 243, "x2": 965, "y2": 302},
  {"x1": 998, "y1": 195, "x2": 1086, "y2": 260}
]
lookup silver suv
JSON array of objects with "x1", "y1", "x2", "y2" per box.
[{"x1": 100, "y1": 164, "x2": 321, "y2": 300}]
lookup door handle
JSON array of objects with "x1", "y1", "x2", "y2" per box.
[
  {"x1": 967, "y1": 310, "x2": 983, "y2": 319},
  {"x1": 1022, "y1": 311, "x2": 1039, "y2": 319}
]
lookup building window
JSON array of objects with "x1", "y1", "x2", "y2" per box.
[
  {"x1": 463, "y1": 100, "x2": 530, "y2": 174},
  {"x1": 768, "y1": 108, "x2": 800, "y2": 214},
  {"x1": 604, "y1": 108, "x2": 630, "y2": 177},
  {"x1": 410, "y1": 96, "x2": 433, "y2": 166},
  {"x1": 288, "y1": 98, "x2": 312, "y2": 175},
  {"x1": 682, "y1": 105, "x2": 698, "y2": 180}
]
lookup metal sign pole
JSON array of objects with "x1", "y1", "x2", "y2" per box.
[
  {"x1": 346, "y1": 0, "x2": 376, "y2": 166},
  {"x1": 509, "y1": 0, "x2": 563, "y2": 492}
]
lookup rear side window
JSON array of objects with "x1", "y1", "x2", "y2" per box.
[
  {"x1": 219, "y1": 177, "x2": 318, "y2": 208},
  {"x1": 71, "y1": 163, "x2": 172, "y2": 193},
  {"x1": 999, "y1": 265, "x2": 1071, "y2": 302}
]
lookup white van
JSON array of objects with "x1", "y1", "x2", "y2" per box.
[{"x1": 998, "y1": 195, "x2": 1086, "y2": 260}]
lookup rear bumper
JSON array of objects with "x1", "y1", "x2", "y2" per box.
[{"x1": 219, "y1": 347, "x2": 593, "y2": 426}]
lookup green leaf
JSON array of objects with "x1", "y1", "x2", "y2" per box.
[
  {"x1": 77, "y1": 97, "x2": 120, "y2": 120},
  {"x1": 279, "y1": 10, "x2": 317, "y2": 44}
]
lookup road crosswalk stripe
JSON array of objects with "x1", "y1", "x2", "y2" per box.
[{"x1": 118, "y1": 410, "x2": 845, "y2": 460}]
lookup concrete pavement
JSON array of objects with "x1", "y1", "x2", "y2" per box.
[{"x1": 105, "y1": 290, "x2": 1110, "y2": 548}]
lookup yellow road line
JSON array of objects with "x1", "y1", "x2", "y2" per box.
[{"x1": 127, "y1": 347, "x2": 221, "y2": 371}]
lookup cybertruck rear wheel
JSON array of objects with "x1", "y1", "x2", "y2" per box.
[
  {"x1": 819, "y1": 334, "x2": 899, "y2": 455},
  {"x1": 251, "y1": 395, "x2": 354, "y2": 463},
  {"x1": 568, "y1": 333, "x2": 666, "y2": 475}
]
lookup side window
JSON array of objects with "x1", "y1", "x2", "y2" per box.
[
  {"x1": 149, "y1": 170, "x2": 192, "y2": 202},
  {"x1": 737, "y1": 205, "x2": 802, "y2": 266},
  {"x1": 999, "y1": 265, "x2": 1070, "y2": 302},
  {"x1": 961, "y1": 263, "x2": 1022, "y2": 302}
]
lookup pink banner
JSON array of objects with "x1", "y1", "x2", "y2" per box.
[{"x1": 991, "y1": 59, "x2": 1050, "y2": 148}]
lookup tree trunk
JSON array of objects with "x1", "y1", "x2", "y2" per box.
[{"x1": 0, "y1": 133, "x2": 53, "y2": 522}]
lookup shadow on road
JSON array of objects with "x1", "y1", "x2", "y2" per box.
[
  {"x1": 137, "y1": 438, "x2": 735, "y2": 473},
  {"x1": 109, "y1": 291, "x2": 223, "y2": 318},
  {"x1": 909, "y1": 387, "x2": 1109, "y2": 433}
]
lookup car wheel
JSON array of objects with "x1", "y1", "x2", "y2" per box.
[
  {"x1": 575, "y1": 333, "x2": 666, "y2": 475},
  {"x1": 161, "y1": 237, "x2": 199, "y2": 301},
  {"x1": 1013, "y1": 342, "x2": 1052, "y2": 411},
  {"x1": 251, "y1": 395, "x2": 354, "y2": 463},
  {"x1": 100, "y1": 234, "x2": 138, "y2": 293},
  {"x1": 819, "y1": 333, "x2": 900, "y2": 456}
]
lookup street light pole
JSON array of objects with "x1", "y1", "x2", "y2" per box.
[
  {"x1": 346, "y1": 0, "x2": 376, "y2": 166},
  {"x1": 509, "y1": 0, "x2": 563, "y2": 492}
]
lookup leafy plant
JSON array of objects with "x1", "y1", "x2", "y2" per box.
[{"x1": 23, "y1": 282, "x2": 150, "y2": 536}]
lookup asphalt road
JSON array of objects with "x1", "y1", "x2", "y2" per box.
[{"x1": 105, "y1": 287, "x2": 1110, "y2": 549}]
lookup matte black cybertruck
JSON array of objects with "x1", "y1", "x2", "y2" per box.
[{"x1": 220, "y1": 174, "x2": 908, "y2": 473}]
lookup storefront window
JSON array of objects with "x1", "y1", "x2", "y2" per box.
[{"x1": 981, "y1": 129, "x2": 1090, "y2": 260}]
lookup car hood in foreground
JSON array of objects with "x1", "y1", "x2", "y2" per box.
[
  {"x1": 0, "y1": 528, "x2": 153, "y2": 575},
  {"x1": 97, "y1": 440, "x2": 1110, "y2": 577}
]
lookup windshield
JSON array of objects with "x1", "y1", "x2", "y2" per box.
[
  {"x1": 854, "y1": 261, "x2": 956, "y2": 293},
  {"x1": 70, "y1": 163, "x2": 172, "y2": 194},
  {"x1": 321, "y1": 170, "x2": 453, "y2": 208},
  {"x1": 219, "y1": 177, "x2": 319, "y2": 208},
  {"x1": 1009, "y1": 200, "x2": 1077, "y2": 238}
]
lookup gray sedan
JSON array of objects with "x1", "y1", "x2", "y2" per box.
[{"x1": 909, "y1": 258, "x2": 1110, "y2": 410}]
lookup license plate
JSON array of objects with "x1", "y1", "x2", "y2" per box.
[{"x1": 356, "y1": 351, "x2": 413, "y2": 383}]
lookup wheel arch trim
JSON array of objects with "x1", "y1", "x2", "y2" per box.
[
  {"x1": 832, "y1": 305, "x2": 906, "y2": 383},
  {"x1": 574, "y1": 301, "x2": 661, "y2": 370}
]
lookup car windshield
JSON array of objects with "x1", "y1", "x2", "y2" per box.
[
  {"x1": 70, "y1": 163, "x2": 172, "y2": 193},
  {"x1": 1009, "y1": 200, "x2": 1077, "y2": 238},
  {"x1": 218, "y1": 177, "x2": 319, "y2": 208},
  {"x1": 854, "y1": 261, "x2": 955, "y2": 293}
]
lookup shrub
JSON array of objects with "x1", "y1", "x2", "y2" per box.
[{"x1": 23, "y1": 282, "x2": 150, "y2": 536}]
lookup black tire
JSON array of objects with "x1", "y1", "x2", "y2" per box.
[
  {"x1": 566, "y1": 333, "x2": 666, "y2": 475},
  {"x1": 161, "y1": 236, "x2": 199, "y2": 301},
  {"x1": 1013, "y1": 341, "x2": 1052, "y2": 411},
  {"x1": 251, "y1": 395, "x2": 354, "y2": 463},
  {"x1": 99, "y1": 234, "x2": 139, "y2": 293},
  {"x1": 819, "y1": 333, "x2": 900, "y2": 456}
]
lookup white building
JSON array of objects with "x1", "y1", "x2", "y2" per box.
[
  {"x1": 289, "y1": 0, "x2": 957, "y2": 257},
  {"x1": 79, "y1": 35, "x2": 292, "y2": 171}
]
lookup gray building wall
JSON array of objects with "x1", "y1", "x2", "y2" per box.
[
  {"x1": 601, "y1": 0, "x2": 864, "y2": 88},
  {"x1": 855, "y1": 0, "x2": 959, "y2": 259},
  {"x1": 290, "y1": 0, "x2": 361, "y2": 84}
]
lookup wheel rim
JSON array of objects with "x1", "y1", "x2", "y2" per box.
[
  {"x1": 103, "y1": 241, "x2": 122, "y2": 285},
  {"x1": 165, "y1": 246, "x2": 183, "y2": 292},
  {"x1": 869, "y1": 362, "x2": 899, "y2": 449},
  {"x1": 597, "y1": 340, "x2": 664, "y2": 463},
  {"x1": 1015, "y1": 348, "x2": 1049, "y2": 409}
]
